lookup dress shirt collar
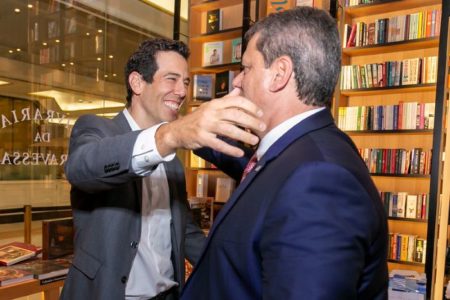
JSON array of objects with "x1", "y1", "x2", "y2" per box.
[
  {"x1": 256, "y1": 107, "x2": 325, "y2": 160},
  {"x1": 123, "y1": 108, "x2": 140, "y2": 131}
]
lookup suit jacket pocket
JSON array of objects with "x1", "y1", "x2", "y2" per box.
[{"x1": 73, "y1": 247, "x2": 102, "y2": 280}]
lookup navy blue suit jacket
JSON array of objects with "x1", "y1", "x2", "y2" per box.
[{"x1": 182, "y1": 109, "x2": 388, "y2": 300}]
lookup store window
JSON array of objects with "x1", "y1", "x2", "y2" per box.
[{"x1": 0, "y1": 0, "x2": 187, "y2": 209}]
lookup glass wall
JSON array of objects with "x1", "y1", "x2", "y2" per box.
[{"x1": 0, "y1": 0, "x2": 187, "y2": 209}]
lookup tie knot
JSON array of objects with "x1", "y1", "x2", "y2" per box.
[{"x1": 241, "y1": 154, "x2": 258, "y2": 183}]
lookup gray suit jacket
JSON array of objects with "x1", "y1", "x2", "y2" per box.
[{"x1": 60, "y1": 112, "x2": 205, "y2": 300}]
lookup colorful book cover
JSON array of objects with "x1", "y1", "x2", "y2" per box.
[
  {"x1": 203, "y1": 41, "x2": 224, "y2": 67},
  {"x1": 231, "y1": 38, "x2": 242, "y2": 63},
  {"x1": 215, "y1": 70, "x2": 237, "y2": 98},
  {"x1": 11, "y1": 259, "x2": 69, "y2": 280},
  {"x1": 193, "y1": 74, "x2": 214, "y2": 101},
  {"x1": 0, "y1": 242, "x2": 41, "y2": 266},
  {"x1": 0, "y1": 267, "x2": 34, "y2": 286},
  {"x1": 206, "y1": 9, "x2": 222, "y2": 34}
]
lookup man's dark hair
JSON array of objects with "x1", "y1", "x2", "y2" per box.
[
  {"x1": 124, "y1": 38, "x2": 190, "y2": 106},
  {"x1": 245, "y1": 7, "x2": 341, "y2": 107}
]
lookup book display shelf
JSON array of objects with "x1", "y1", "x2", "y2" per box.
[
  {"x1": 336, "y1": 0, "x2": 446, "y2": 296},
  {"x1": 185, "y1": 0, "x2": 260, "y2": 228}
]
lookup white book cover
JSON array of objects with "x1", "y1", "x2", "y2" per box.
[
  {"x1": 215, "y1": 177, "x2": 235, "y2": 203},
  {"x1": 405, "y1": 194, "x2": 418, "y2": 218},
  {"x1": 196, "y1": 173, "x2": 209, "y2": 198},
  {"x1": 396, "y1": 192, "x2": 407, "y2": 218},
  {"x1": 203, "y1": 41, "x2": 224, "y2": 67}
]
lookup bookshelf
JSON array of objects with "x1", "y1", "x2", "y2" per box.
[
  {"x1": 184, "y1": 0, "x2": 262, "y2": 225},
  {"x1": 335, "y1": 0, "x2": 443, "y2": 294}
]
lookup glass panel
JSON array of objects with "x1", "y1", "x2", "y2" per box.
[{"x1": 0, "y1": 0, "x2": 186, "y2": 209}]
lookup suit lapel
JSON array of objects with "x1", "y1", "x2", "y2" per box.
[{"x1": 195, "y1": 109, "x2": 335, "y2": 264}]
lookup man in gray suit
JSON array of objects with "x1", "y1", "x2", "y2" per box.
[{"x1": 61, "y1": 38, "x2": 264, "y2": 300}]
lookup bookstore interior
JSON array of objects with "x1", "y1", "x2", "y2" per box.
[{"x1": 2, "y1": 0, "x2": 450, "y2": 299}]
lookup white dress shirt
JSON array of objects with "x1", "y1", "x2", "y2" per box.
[
  {"x1": 123, "y1": 109, "x2": 177, "y2": 300},
  {"x1": 256, "y1": 107, "x2": 325, "y2": 159}
]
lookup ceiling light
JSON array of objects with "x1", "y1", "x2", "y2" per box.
[
  {"x1": 28, "y1": 4, "x2": 33, "y2": 8},
  {"x1": 16, "y1": 48, "x2": 21, "y2": 52},
  {"x1": 69, "y1": 62, "x2": 74, "y2": 66},
  {"x1": 8, "y1": 50, "x2": 13, "y2": 54},
  {"x1": 108, "y1": 55, "x2": 114, "y2": 59},
  {"x1": 86, "y1": 32, "x2": 90, "y2": 36},
  {"x1": 0, "y1": 80, "x2": 10, "y2": 85},
  {"x1": 104, "y1": 75, "x2": 108, "y2": 78},
  {"x1": 42, "y1": 42, "x2": 47, "y2": 46},
  {"x1": 98, "y1": 29, "x2": 103, "y2": 33},
  {"x1": 97, "y1": 57, "x2": 101, "y2": 61},
  {"x1": 14, "y1": 8, "x2": 20, "y2": 13},
  {"x1": 61, "y1": 63, "x2": 66, "y2": 67},
  {"x1": 113, "y1": 73, "x2": 117, "y2": 77},
  {"x1": 55, "y1": 39, "x2": 60, "y2": 43}
]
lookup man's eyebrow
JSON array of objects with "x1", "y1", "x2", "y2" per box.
[{"x1": 165, "y1": 72, "x2": 182, "y2": 77}]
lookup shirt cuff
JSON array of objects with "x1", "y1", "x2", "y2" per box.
[{"x1": 132, "y1": 123, "x2": 176, "y2": 175}]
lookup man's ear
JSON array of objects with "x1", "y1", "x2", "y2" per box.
[
  {"x1": 129, "y1": 71, "x2": 145, "y2": 95},
  {"x1": 269, "y1": 56, "x2": 293, "y2": 92}
]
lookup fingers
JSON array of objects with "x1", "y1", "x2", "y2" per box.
[
  {"x1": 204, "y1": 96, "x2": 266, "y2": 134},
  {"x1": 225, "y1": 87, "x2": 241, "y2": 97},
  {"x1": 157, "y1": 93, "x2": 266, "y2": 157}
]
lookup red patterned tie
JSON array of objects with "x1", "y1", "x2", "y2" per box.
[{"x1": 240, "y1": 154, "x2": 258, "y2": 183}]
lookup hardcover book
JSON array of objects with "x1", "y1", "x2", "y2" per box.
[
  {"x1": 206, "y1": 9, "x2": 222, "y2": 34},
  {"x1": 0, "y1": 267, "x2": 33, "y2": 286},
  {"x1": 0, "y1": 242, "x2": 41, "y2": 266},
  {"x1": 215, "y1": 177, "x2": 235, "y2": 203},
  {"x1": 215, "y1": 70, "x2": 237, "y2": 98},
  {"x1": 203, "y1": 41, "x2": 224, "y2": 67},
  {"x1": 11, "y1": 259, "x2": 70, "y2": 280},
  {"x1": 193, "y1": 74, "x2": 214, "y2": 101},
  {"x1": 196, "y1": 173, "x2": 209, "y2": 198},
  {"x1": 42, "y1": 218, "x2": 74, "y2": 259},
  {"x1": 231, "y1": 38, "x2": 242, "y2": 63}
]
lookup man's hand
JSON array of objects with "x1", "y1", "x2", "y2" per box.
[{"x1": 156, "y1": 89, "x2": 265, "y2": 157}]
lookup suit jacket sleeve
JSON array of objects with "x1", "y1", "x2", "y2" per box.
[
  {"x1": 65, "y1": 115, "x2": 141, "y2": 192},
  {"x1": 194, "y1": 140, "x2": 253, "y2": 182},
  {"x1": 260, "y1": 162, "x2": 384, "y2": 300}
]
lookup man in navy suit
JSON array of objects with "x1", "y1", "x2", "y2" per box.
[{"x1": 182, "y1": 7, "x2": 388, "y2": 300}]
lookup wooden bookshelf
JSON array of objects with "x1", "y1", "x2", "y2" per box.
[{"x1": 336, "y1": 0, "x2": 443, "y2": 289}]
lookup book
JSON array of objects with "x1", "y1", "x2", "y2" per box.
[
  {"x1": 215, "y1": 177, "x2": 235, "y2": 203},
  {"x1": 203, "y1": 41, "x2": 224, "y2": 67},
  {"x1": 0, "y1": 242, "x2": 41, "y2": 266},
  {"x1": 0, "y1": 267, "x2": 33, "y2": 286},
  {"x1": 196, "y1": 173, "x2": 209, "y2": 197},
  {"x1": 42, "y1": 218, "x2": 74, "y2": 260},
  {"x1": 231, "y1": 38, "x2": 242, "y2": 63},
  {"x1": 296, "y1": 0, "x2": 314, "y2": 7},
  {"x1": 193, "y1": 74, "x2": 214, "y2": 101},
  {"x1": 190, "y1": 152, "x2": 206, "y2": 168},
  {"x1": 188, "y1": 197, "x2": 213, "y2": 229},
  {"x1": 206, "y1": 9, "x2": 222, "y2": 34},
  {"x1": 11, "y1": 259, "x2": 69, "y2": 280},
  {"x1": 214, "y1": 70, "x2": 236, "y2": 98}
]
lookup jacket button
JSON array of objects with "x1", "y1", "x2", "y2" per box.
[
  {"x1": 130, "y1": 241, "x2": 138, "y2": 248},
  {"x1": 121, "y1": 276, "x2": 127, "y2": 284}
]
